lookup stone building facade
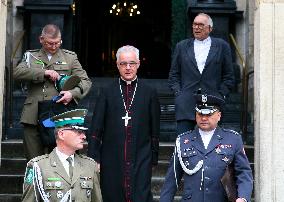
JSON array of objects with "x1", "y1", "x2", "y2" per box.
[{"x1": 1, "y1": 0, "x2": 284, "y2": 201}]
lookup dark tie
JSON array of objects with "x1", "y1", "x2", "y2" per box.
[{"x1": 66, "y1": 156, "x2": 73, "y2": 180}]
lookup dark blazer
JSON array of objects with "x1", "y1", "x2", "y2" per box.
[
  {"x1": 169, "y1": 37, "x2": 235, "y2": 120},
  {"x1": 160, "y1": 127, "x2": 253, "y2": 202}
]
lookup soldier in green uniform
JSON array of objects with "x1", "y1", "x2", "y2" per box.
[
  {"x1": 14, "y1": 24, "x2": 92, "y2": 160},
  {"x1": 22, "y1": 109, "x2": 102, "y2": 202}
]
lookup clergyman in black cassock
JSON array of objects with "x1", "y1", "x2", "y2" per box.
[{"x1": 88, "y1": 45, "x2": 160, "y2": 202}]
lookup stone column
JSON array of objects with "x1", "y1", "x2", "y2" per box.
[
  {"x1": 254, "y1": 0, "x2": 284, "y2": 201},
  {"x1": 0, "y1": 0, "x2": 8, "y2": 162}
]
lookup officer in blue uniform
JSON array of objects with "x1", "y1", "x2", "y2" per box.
[{"x1": 160, "y1": 94, "x2": 253, "y2": 202}]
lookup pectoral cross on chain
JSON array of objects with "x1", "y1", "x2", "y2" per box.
[{"x1": 122, "y1": 112, "x2": 131, "y2": 127}]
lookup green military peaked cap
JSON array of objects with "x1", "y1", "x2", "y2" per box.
[
  {"x1": 55, "y1": 74, "x2": 81, "y2": 92},
  {"x1": 51, "y1": 109, "x2": 88, "y2": 130}
]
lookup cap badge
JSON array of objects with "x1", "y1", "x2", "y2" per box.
[{"x1": 201, "y1": 94, "x2": 207, "y2": 103}]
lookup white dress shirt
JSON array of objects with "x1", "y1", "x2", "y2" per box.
[
  {"x1": 55, "y1": 147, "x2": 74, "y2": 176},
  {"x1": 47, "y1": 53, "x2": 52, "y2": 61},
  {"x1": 199, "y1": 128, "x2": 215, "y2": 149},
  {"x1": 194, "y1": 37, "x2": 211, "y2": 74}
]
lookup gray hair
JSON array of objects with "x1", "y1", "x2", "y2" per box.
[
  {"x1": 41, "y1": 24, "x2": 61, "y2": 38},
  {"x1": 116, "y1": 45, "x2": 139, "y2": 61},
  {"x1": 197, "y1": 13, "x2": 213, "y2": 28}
]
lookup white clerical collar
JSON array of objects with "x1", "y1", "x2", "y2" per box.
[
  {"x1": 120, "y1": 76, "x2": 137, "y2": 85},
  {"x1": 194, "y1": 36, "x2": 211, "y2": 45}
]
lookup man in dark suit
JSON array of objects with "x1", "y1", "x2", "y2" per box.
[
  {"x1": 160, "y1": 94, "x2": 253, "y2": 202},
  {"x1": 169, "y1": 13, "x2": 235, "y2": 134}
]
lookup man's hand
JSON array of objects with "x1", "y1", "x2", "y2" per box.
[
  {"x1": 97, "y1": 163, "x2": 100, "y2": 172},
  {"x1": 44, "y1": 70, "x2": 60, "y2": 82},
  {"x1": 56, "y1": 91, "x2": 73, "y2": 105}
]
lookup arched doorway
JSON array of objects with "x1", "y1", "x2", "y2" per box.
[{"x1": 74, "y1": 0, "x2": 171, "y2": 78}]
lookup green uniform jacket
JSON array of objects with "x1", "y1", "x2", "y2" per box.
[
  {"x1": 22, "y1": 149, "x2": 102, "y2": 202},
  {"x1": 14, "y1": 48, "x2": 92, "y2": 125}
]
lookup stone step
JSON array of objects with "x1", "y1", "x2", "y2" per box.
[
  {"x1": 0, "y1": 194, "x2": 21, "y2": 202},
  {"x1": 151, "y1": 176, "x2": 183, "y2": 197},
  {"x1": 153, "y1": 195, "x2": 181, "y2": 202},
  {"x1": 0, "y1": 158, "x2": 26, "y2": 175},
  {"x1": 0, "y1": 174, "x2": 24, "y2": 194},
  {"x1": 159, "y1": 142, "x2": 175, "y2": 160},
  {"x1": 153, "y1": 160, "x2": 171, "y2": 177},
  {"x1": 1, "y1": 139, "x2": 24, "y2": 158},
  {"x1": 1, "y1": 139, "x2": 254, "y2": 163}
]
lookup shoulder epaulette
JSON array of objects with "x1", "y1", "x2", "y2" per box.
[
  {"x1": 177, "y1": 130, "x2": 192, "y2": 138},
  {"x1": 26, "y1": 49, "x2": 40, "y2": 53},
  {"x1": 78, "y1": 154, "x2": 96, "y2": 163},
  {"x1": 62, "y1": 49, "x2": 76, "y2": 55},
  {"x1": 222, "y1": 128, "x2": 240, "y2": 136},
  {"x1": 29, "y1": 154, "x2": 49, "y2": 163}
]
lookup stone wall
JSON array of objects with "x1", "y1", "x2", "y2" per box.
[
  {"x1": 254, "y1": 0, "x2": 284, "y2": 201},
  {"x1": 0, "y1": 0, "x2": 8, "y2": 162}
]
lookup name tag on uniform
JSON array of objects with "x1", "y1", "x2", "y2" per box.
[{"x1": 55, "y1": 61, "x2": 67, "y2": 65}]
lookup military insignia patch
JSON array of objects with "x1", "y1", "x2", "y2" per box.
[
  {"x1": 222, "y1": 156, "x2": 230, "y2": 163},
  {"x1": 184, "y1": 139, "x2": 189, "y2": 144},
  {"x1": 86, "y1": 189, "x2": 91, "y2": 198},
  {"x1": 25, "y1": 168, "x2": 34, "y2": 184},
  {"x1": 57, "y1": 191, "x2": 64, "y2": 199}
]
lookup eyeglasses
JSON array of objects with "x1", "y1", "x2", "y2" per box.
[
  {"x1": 44, "y1": 40, "x2": 62, "y2": 47},
  {"x1": 119, "y1": 62, "x2": 138, "y2": 68},
  {"x1": 60, "y1": 128, "x2": 85, "y2": 134},
  {"x1": 192, "y1": 23, "x2": 209, "y2": 29}
]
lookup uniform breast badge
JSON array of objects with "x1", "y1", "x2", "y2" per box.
[
  {"x1": 215, "y1": 146, "x2": 221, "y2": 154},
  {"x1": 46, "y1": 192, "x2": 51, "y2": 199},
  {"x1": 184, "y1": 139, "x2": 189, "y2": 144},
  {"x1": 222, "y1": 156, "x2": 230, "y2": 163},
  {"x1": 55, "y1": 181, "x2": 62, "y2": 188},
  {"x1": 57, "y1": 191, "x2": 64, "y2": 199},
  {"x1": 46, "y1": 182, "x2": 52, "y2": 187},
  {"x1": 55, "y1": 61, "x2": 67, "y2": 65},
  {"x1": 81, "y1": 181, "x2": 87, "y2": 187},
  {"x1": 86, "y1": 189, "x2": 91, "y2": 198}
]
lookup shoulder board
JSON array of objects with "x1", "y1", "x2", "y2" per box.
[
  {"x1": 26, "y1": 49, "x2": 40, "y2": 53},
  {"x1": 222, "y1": 128, "x2": 240, "y2": 136},
  {"x1": 78, "y1": 154, "x2": 96, "y2": 163},
  {"x1": 177, "y1": 130, "x2": 192, "y2": 138},
  {"x1": 62, "y1": 49, "x2": 76, "y2": 55},
  {"x1": 29, "y1": 154, "x2": 49, "y2": 163}
]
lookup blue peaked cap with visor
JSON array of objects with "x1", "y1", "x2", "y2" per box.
[{"x1": 194, "y1": 94, "x2": 225, "y2": 115}]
